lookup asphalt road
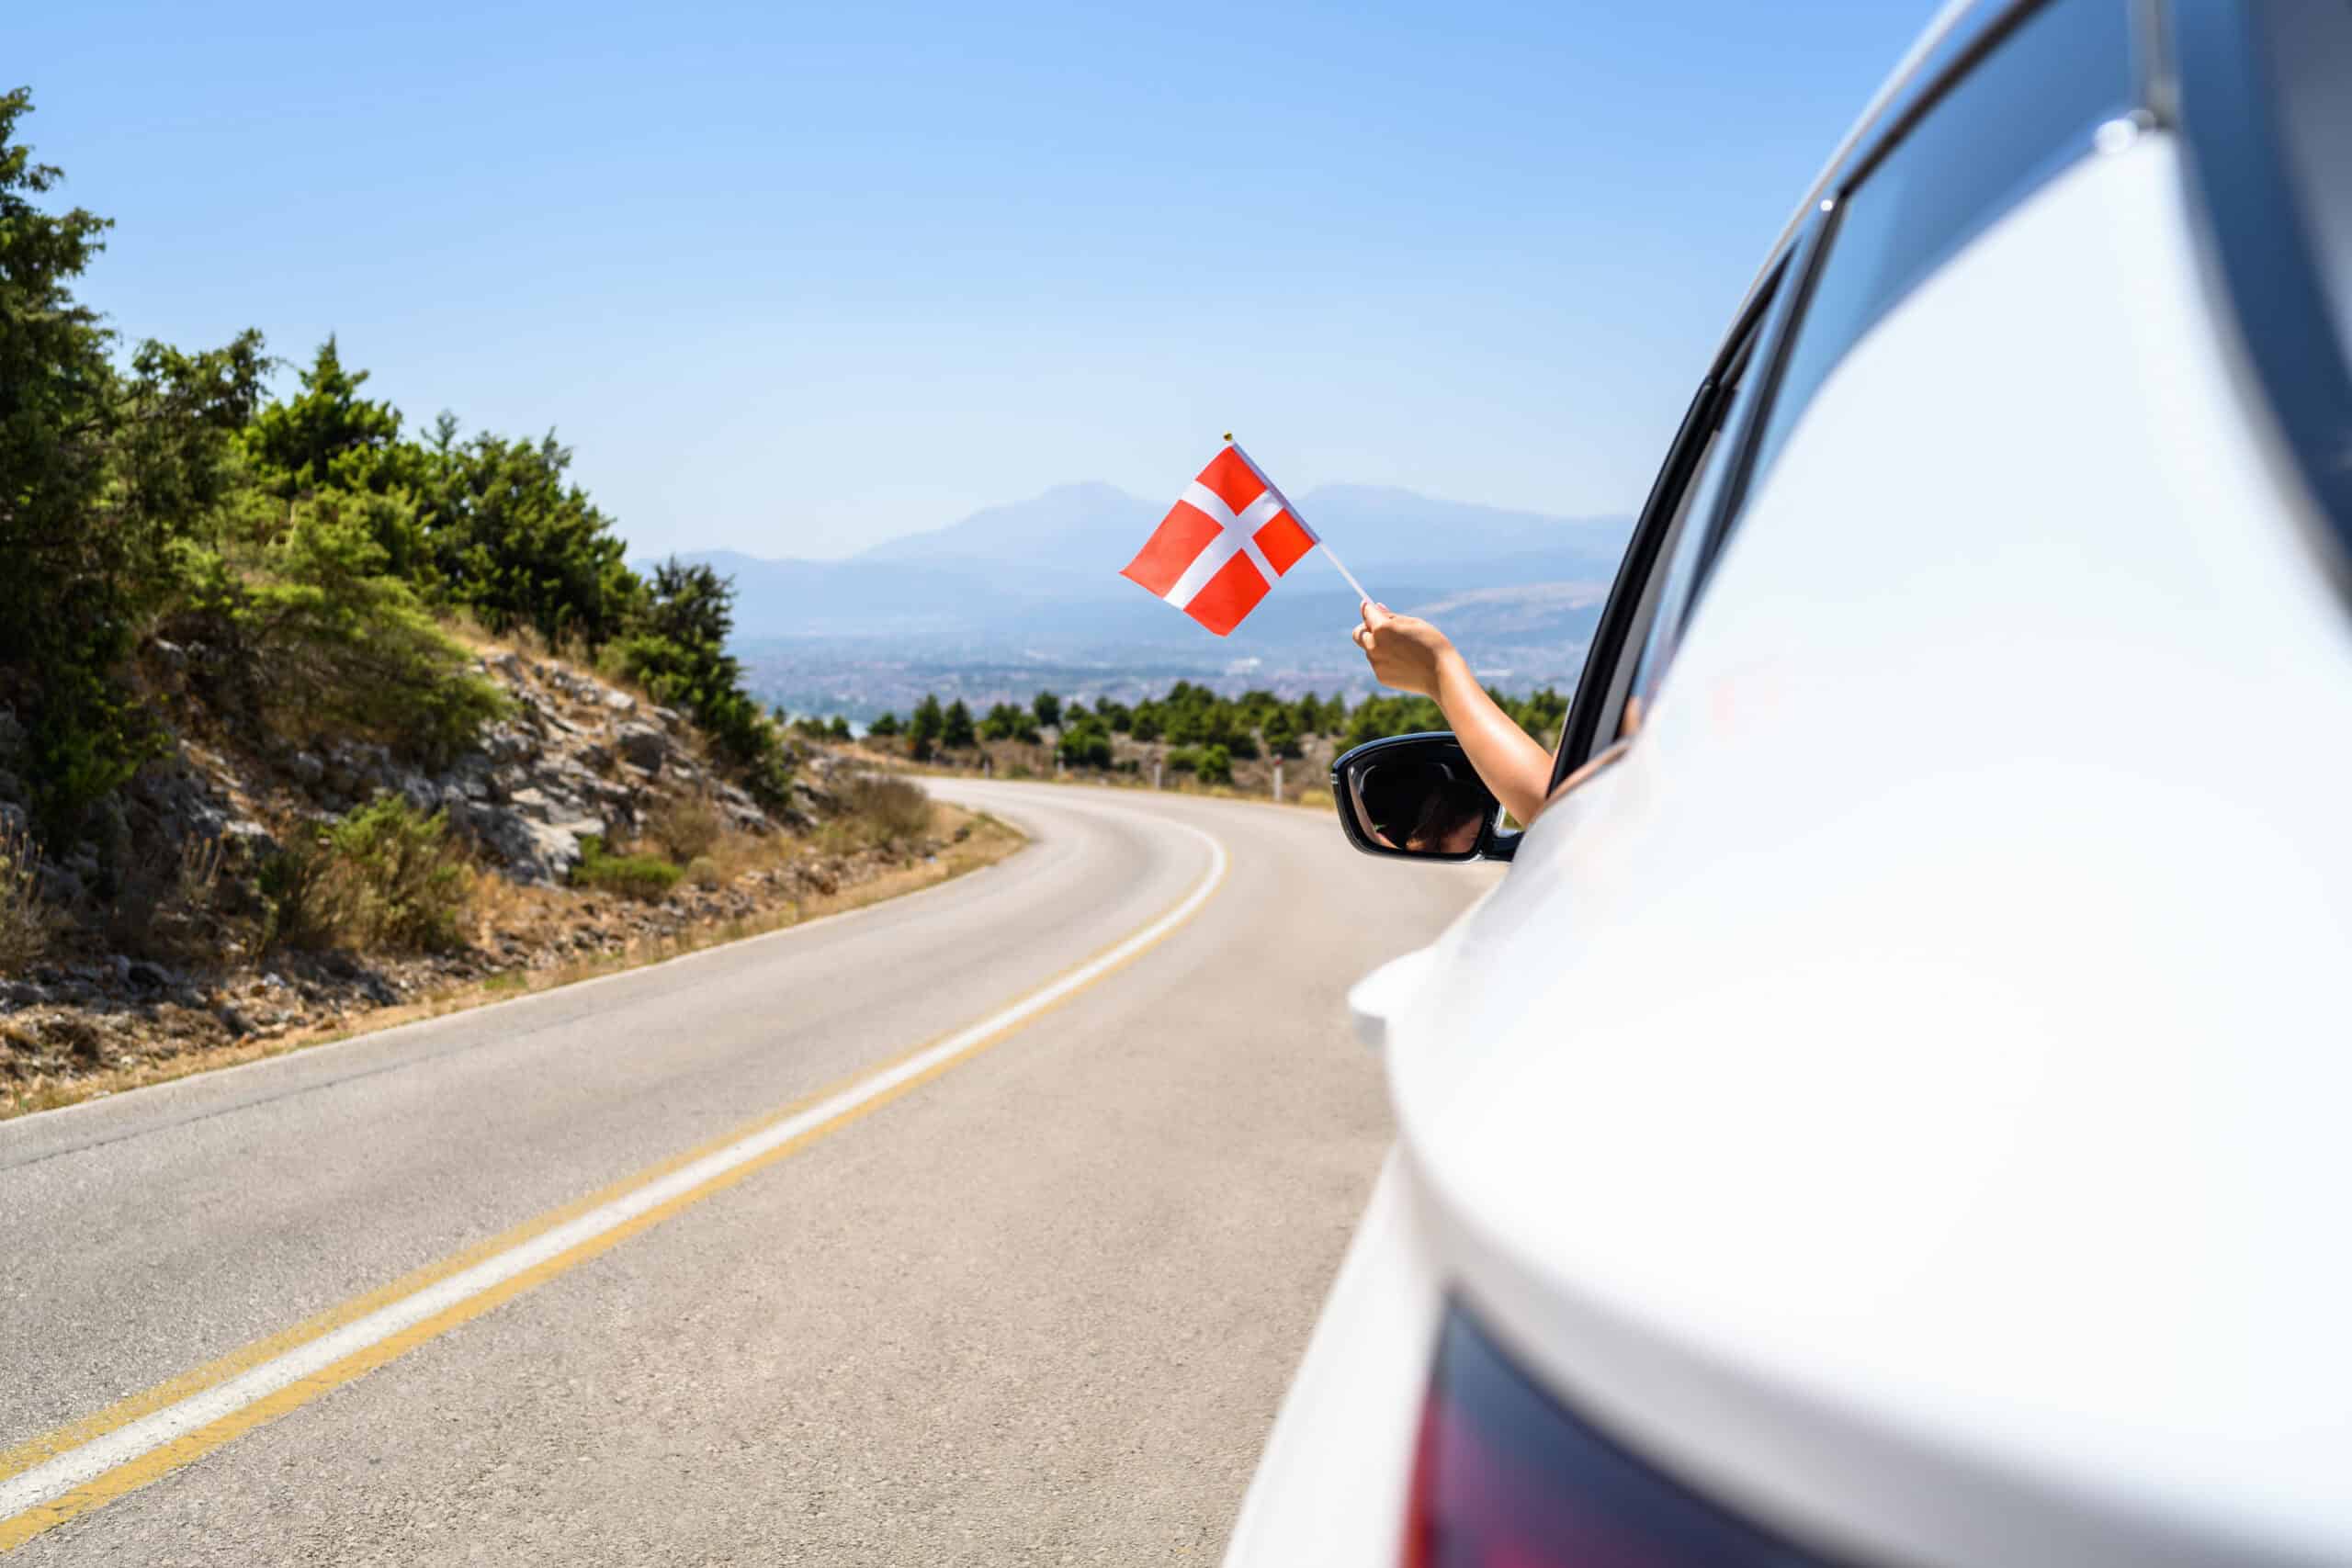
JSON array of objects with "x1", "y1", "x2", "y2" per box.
[{"x1": 0, "y1": 781, "x2": 1491, "y2": 1564}]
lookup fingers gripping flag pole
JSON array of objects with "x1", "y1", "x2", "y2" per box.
[{"x1": 1118, "y1": 435, "x2": 1372, "y2": 636}]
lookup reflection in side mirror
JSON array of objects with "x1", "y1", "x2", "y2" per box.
[{"x1": 1330, "y1": 732, "x2": 1515, "y2": 863}]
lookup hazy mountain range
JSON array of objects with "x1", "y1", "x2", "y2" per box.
[
  {"x1": 652, "y1": 482, "x2": 1631, "y2": 716},
  {"x1": 672, "y1": 483, "x2": 1627, "y2": 649}
]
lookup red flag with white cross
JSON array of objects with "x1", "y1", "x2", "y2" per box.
[{"x1": 1120, "y1": 440, "x2": 1366, "y2": 636}]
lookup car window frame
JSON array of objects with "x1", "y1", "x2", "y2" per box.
[{"x1": 1548, "y1": 258, "x2": 1791, "y2": 791}]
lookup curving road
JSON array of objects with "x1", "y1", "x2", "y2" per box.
[{"x1": 0, "y1": 781, "x2": 1492, "y2": 1563}]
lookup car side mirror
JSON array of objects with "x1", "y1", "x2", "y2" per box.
[{"x1": 1331, "y1": 732, "x2": 1517, "y2": 863}]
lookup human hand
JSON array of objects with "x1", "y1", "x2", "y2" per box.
[{"x1": 1351, "y1": 600, "x2": 1455, "y2": 698}]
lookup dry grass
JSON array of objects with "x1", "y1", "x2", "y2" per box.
[
  {"x1": 0, "y1": 807, "x2": 1025, "y2": 1121},
  {"x1": 0, "y1": 820, "x2": 54, "y2": 975},
  {"x1": 642, "y1": 795, "x2": 725, "y2": 863},
  {"x1": 838, "y1": 774, "x2": 933, "y2": 848}
]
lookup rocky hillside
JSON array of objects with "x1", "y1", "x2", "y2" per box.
[
  {"x1": 0, "y1": 642, "x2": 1008, "y2": 1116},
  {"x1": 0, "y1": 93, "x2": 1037, "y2": 1116}
]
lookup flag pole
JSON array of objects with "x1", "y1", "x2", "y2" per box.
[
  {"x1": 1317, "y1": 543, "x2": 1374, "y2": 605},
  {"x1": 1224, "y1": 433, "x2": 1376, "y2": 607}
]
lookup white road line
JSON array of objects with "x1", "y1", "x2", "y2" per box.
[{"x1": 0, "y1": 819, "x2": 1228, "y2": 1525}]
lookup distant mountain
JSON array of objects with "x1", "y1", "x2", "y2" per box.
[{"x1": 657, "y1": 482, "x2": 1632, "y2": 652}]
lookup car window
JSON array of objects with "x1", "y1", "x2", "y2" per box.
[
  {"x1": 1735, "y1": 0, "x2": 2134, "y2": 504},
  {"x1": 1627, "y1": 332, "x2": 1763, "y2": 711},
  {"x1": 1549, "y1": 276, "x2": 1781, "y2": 784}
]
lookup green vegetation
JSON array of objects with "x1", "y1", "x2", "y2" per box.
[
  {"x1": 978, "y1": 702, "x2": 1040, "y2": 744},
  {"x1": 326, "y1": 795, "x2": 473, "y2": 951},
  {"x1": 259, "y1": 794, "x2": 471, "y2": 953},
  {"x1": 0, "y1": 89, "x2": 793, "y2": 850},
  {"x1": 571, "y1": 836, "x2": 684, "y2": 902},
  {"x1": 867, "y1": 679, "x2": 1570, "y2": 773},
  {"x1": 1056, "y1": 716, "x2": 1114, "y2": 769},
  {"x1": 941, "y1": 699, "x2": 977, "y2": 750}
]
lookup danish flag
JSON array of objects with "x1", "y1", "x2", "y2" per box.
[{"x1": 1121, "y1": 443, "x2": 1321, "y2": 636}]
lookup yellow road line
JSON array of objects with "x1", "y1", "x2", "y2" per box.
[{"x1": 0, "y1": 821, "x2": 1227, "y2": 1551}]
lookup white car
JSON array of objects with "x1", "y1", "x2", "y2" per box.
[{"x1": 1228, "y1": 1, "x2": 2352, "y2": 1564}]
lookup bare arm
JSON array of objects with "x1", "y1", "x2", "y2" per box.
[{"x1": 1351, "y1": 601, "x2": 1554, "y2": 827}]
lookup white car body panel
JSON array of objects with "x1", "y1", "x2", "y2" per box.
[{"x1": 1228, "y1": 125, "x2": 2352, "y2": 1568}]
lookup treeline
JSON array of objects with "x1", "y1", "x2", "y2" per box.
[
  {"x1": 861, "y1": 680, "x2": 1568, "y2": 784},
  {"x1": 0, "y1": 89, "x2": 787, "y2": 841}
]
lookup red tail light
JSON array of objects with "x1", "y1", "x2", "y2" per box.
[{"x1": 1402, "y1": 1306, "x2": 1840, "y2": 1567}]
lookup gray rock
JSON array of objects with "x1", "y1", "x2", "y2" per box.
[
  {"x1": 38, "y1": 864, "x2": 83, "y2": 906},
  {"x1": 506, "y1": 786, "x2": 555, "y2": 818},
  {"x1": 288, "y1": 751, "x2": 325, "y2": 787},
  {"x1": 481, "y1": 724, "x2": 533, "y2": 764},
  {"x1": 473, "y1": 807, "x2": 606, "y2": 886},
  {"x1": 603, "y1": 690, "x2": 639, "y2": 716},
  {"x1": 125, "y1": 960, "x2": 174, "y2": 990},
  {"x1": 615, "y1": 723, "x2": 667, "y2": 772},
  {"x1": 395, "y1": 774, "x2": 441, "y2": 814},
  {"x1": 483, "y1": 650, "x2": 524, "y2": 681}
]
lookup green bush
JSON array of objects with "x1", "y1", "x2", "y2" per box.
[
  {"x1": 978, "y1": 702, "x2": 1038, "y2": 743},
  {"x1": 610, "y1": 558, "x2": 794, "y2": 807},
  {"x1": 328, "y1": 794, "x2": 472, "y2": 951},
  {"x1": 1195, "y1": 743, "x2": 1233, "y2": 785},
  {"x1": 1261, "y1": 705, "x2": 1302, "y2": 759},
  {"x1": 1057, "y1": 718, "x2": 1114, "y2": 769},
  {"x1": 571, "y1": 835, "x2": 681, "y2": 901},
  {"x1": 187, "y1": 493, "x2": 508, "y2": 762},
  {"x1": 259, "y1": 795, "x2": 470, "y2": 953},
  {"x1": 257, "y1": 833, "x2": 360, "y2": 953},
  {"x1": 0, "y1": 91, "x2": 272, "y2": 834},
  {"x1": 421, "y1": 428, "x2": 640, "y2": 651}
]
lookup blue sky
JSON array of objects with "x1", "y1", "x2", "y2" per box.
[{"x1": 18, "y1": 1, "x2": 1931, "y2": 560}]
